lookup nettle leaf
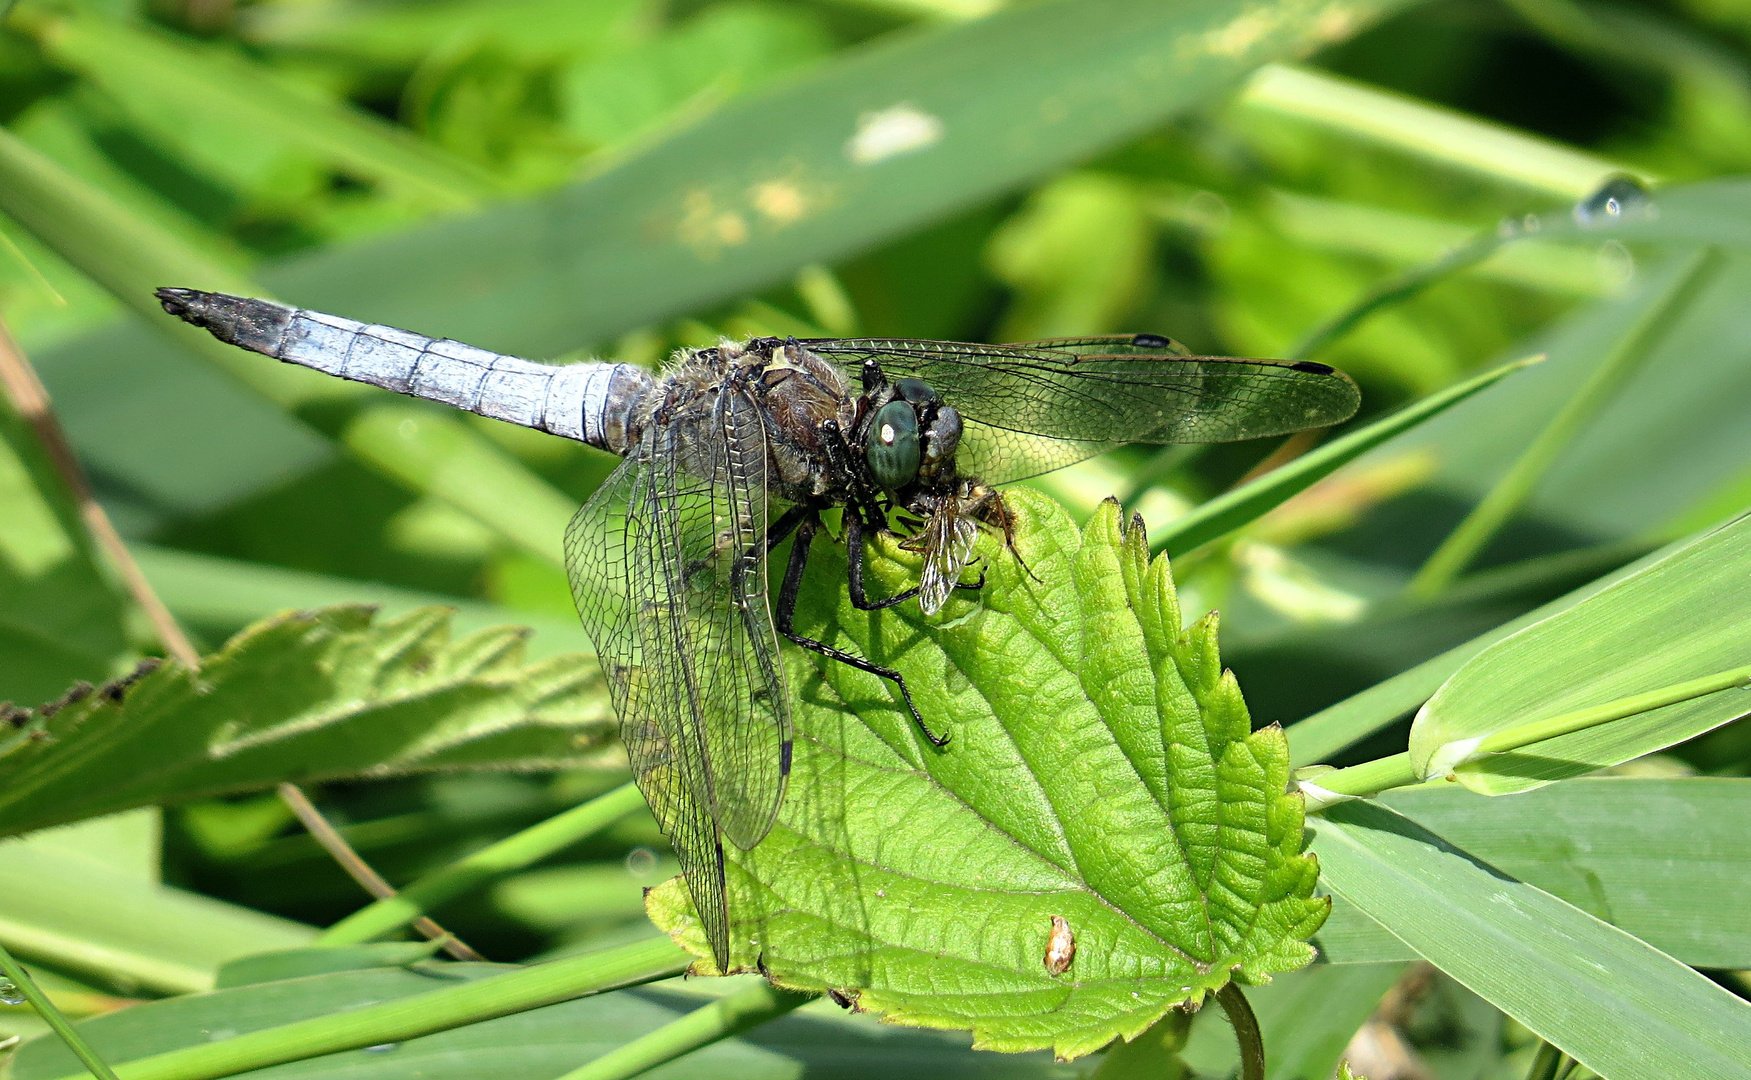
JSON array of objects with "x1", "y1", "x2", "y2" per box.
[
  {"x1": 0, "y1": 605, "x2": 614, "y2": 836},
  {"x1": 648, "y1": 490, "x2": 1326, "y2": 1059}
]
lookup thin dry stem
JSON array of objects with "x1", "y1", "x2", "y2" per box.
[
  {"x1": 276, "y1": 783, "x2": 485, "y2": 962},
  {"x1": 0, "y1": 315, "x2": 482, "y2": 963}
]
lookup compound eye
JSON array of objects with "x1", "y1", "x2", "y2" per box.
[{"x1": 866, "y1": 399, "x2": 921, "y2": 490}]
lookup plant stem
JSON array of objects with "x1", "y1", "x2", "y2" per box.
[
  {"x1": 0, "y1": 940, "x2": 121, "y2": 1080},
  {"x1": 1472, "y1": 662, "x2": 1751, "y2": 759},
  {"x1": 1303, "y1": 660, "x2": 1751, "y2": 806},
  {"x1": 1214, "y1": 983, "x2": 1264, "y2": 1080},
  {"x1": 320, "y1": 781, "x2": 646, "y2": 946},
  {"x1": 1409, "y1": 246, "x2": 1724, "y2": 597},
  {"x1": 0, "y1": 317, "x2": 200, "y2": 670},
  {"x1": 552, "y1": 982, "x2": 812, "y2": 1080},
  {"x1": 43, "y1": 936, "x2": 690, "y2": 1080},
  {"x1": 277, "y1": 782, "x2": 482, "y2": 960}
]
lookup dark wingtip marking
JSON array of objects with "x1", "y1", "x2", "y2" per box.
[
  {"x1": 1291, "y1": 360, "x2": 1335, "y2": 374},
  {"x1": 780, "y1": 739, "x2": 793, "y2": 776},
  {"x1": 1131, "y1": 333, "x2": 1174, "y2": 348}
]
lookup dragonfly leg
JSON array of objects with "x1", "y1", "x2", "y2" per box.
[
  {"x1": 842, "y1": 512, "x2": 920, "y2": 610},
  {"x1": 817, "y1": 419, "x2": 887, "y2": 532},
  {"x1": 774, "y1": 516, "x2": 949, "y2": 747}
]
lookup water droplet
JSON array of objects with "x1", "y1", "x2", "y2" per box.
[
  {"x1": 0, "y1": 979, "x2": 25, "y2": 1005},
  {"x1": 1575, "y1": 175, "x2": 1653, "y2": 226},
  {"x1": 623, "y1": 847, "x2": 657, "y2": 878},
  {"x1": 363, "y1": 1043, "x2": 400, "y2": 1054},
  {"x1": 875, "y1": 889, "x2": 886, "y2": 898},
  {"x1": 1597, "y1": 239, "x2": 1635, "y2": 287}
]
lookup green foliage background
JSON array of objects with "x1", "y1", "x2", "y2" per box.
[{"x1": 3, "y1": 0, "x2": 1751, "y2": 1075}]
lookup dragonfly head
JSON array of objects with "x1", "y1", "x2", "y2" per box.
[{"x1": 863, "y1": 377, "x2": 962, "y2": 492}]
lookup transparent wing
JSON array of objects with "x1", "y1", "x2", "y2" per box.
[
  {"x1": 563, "y1": 388, "x2": 791, "y2": 968},
  {"x1": 802, "y1": 338, "x2": 1360, "y2": 483}
]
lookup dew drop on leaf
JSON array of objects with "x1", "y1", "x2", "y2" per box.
[{"x1": 0, "y1": 979, "x2": 24, "y2": 1005}]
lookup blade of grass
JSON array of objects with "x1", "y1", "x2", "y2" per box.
[
  {"x1": 18, "y1": 6, "x2": 497, "y2": 207},
  {"x1": 1237, "y1": 64, "x2": 1648, "y2": 198},
  {"x1": 1311, "y1": 802, "x2": 1751, "y2": 1078},
  {"x1": 319, "y1": 783, "x2": 646, "y2": 947},
  {"x1": 1286, "y1": 532, "x2": 1695, "y2": 767},
  {"x1": 1155, "y1": 357, "x2": 1537, "y2": 558},
  {"x1": 0, "y1": 942, "x2": 121, "y2": 1080},
  {"x1": 552, "y1": 982, "x2": 813, "y2": 1080},
  {"x1": 1410, "y1": 246, "x2": 1724, "y2": 596},
  {"x1": 0, "y1": 125, "x2": 576, "y2": 565},
  {"x1": 39, "y1": 937, "x2": 690, "y2": 1080}
]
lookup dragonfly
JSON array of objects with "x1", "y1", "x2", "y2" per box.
[{"x1": 157, "y1": 287, "x2": 1360, "y2": 969}]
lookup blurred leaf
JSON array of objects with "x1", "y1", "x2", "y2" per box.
[
  {"x1": 341, "y1": 405, "x2": 577, "y2": 565},
  {"x1": 1311, "y1": 800, "x2": 1751, "y2": 1078},
  {"x1": 561, "y1": 2, "x2": 834, "y2": 150},
  {"x1": 11, "y1": 969, "x2": 1083, "y2": 1080},
  {"x1": 1312, "y1": 778, "x2": 1751, "y2": 968},
  {"x1": 649, "y1": 494, "x2": 1326, "y2": 1059},
  {"x1": 0, "y1": 826, "x2": 313, "y2": 994},
  {"x1": 1410, "y1": 511, "x2": 1751, "y2": 793},
  {"x1": 130, "y1": 542, "x2": 592, "y2": 658},
  {"x1": 20, "y1": 6, "x2": 497, "y2": 207},
  {"x1": 0, "y1": 368, "x2": 132, "y2": 706},
  {"x1": 986, "y1": 171, "x2": 1153, "y2": 340},
  {"x1": 235, "y1": 0, "x2": 1417, "y2": 356},
  {"x1": 215, "y1": 943, "x2": 450, "y2": 989},
  {"x1": 0, "y1": 605, "x2": 612, "y2": 837},
  {"x1": 1155, "y1": 356, "x2": 1532, "y2": 558},
  {"x1": 1284, "y1": 532, "x2": 1691, "y2": 766},
  {"x1": 241, "y1": 0, "x2": 655, "y2": 68}
]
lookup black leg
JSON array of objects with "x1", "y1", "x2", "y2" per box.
[
  {"x1": 775, "y1": 516, "x2": 949, "y2": 747},
  {"x1": 843, "y1": 513, "x2": 920, "y2": 611}
]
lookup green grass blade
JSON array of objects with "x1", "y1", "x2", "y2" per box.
[
  {"x1": 255, "y1": 0, "x2": 1420, "y2": 354},
  {"x1": 1155, "y1": 357, "x2": 1536, "y2": 558},
  {"x1": 1236, "y1": 64, "x2": 1646, "y2": 197},
  {"x1": 1312, "y1": 801, "x2": 1751, "y2": 1078},
  {"x1": 0, "y1": 834, "x2": 313, "y2": 995},
  {"x1": 21, "y1": 6, "x2": 497, "y2": 207},
  {"x1": 1315, "y1": 779, "x2": 1751, "y2": 969},
  {"x1": 0, "y1": 941, "x2": 121, "y2": 1080},
  {"x1": 1409, "y1": 508, "x2": 1751, "y2": 794},
  {"x1": 553, "y1": 981, "x2": 812, "y2": 1080},
  {"x1": 1410, "y1": 246, "x2": 1725, "y2": 595},
  {"x1": 130, "y1": 543, "x2": 591, "y2": 657},
  {"x1": 320, "y1": 783, "x2": 646, "y2": 947},
  {"x1": 34, "y1": 937, "x2": 689, "y2": 1080}
]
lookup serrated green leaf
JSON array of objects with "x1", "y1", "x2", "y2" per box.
[
  {"x1": 0, "y1": 605, "x2": 614, "y2": 837},
  {"x1": 646, "y1": 491, "x2": 1325, "y2": 1060},
  {"x1": 1409, "y1": 511, "x2": 1751, "y2": 793}
]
